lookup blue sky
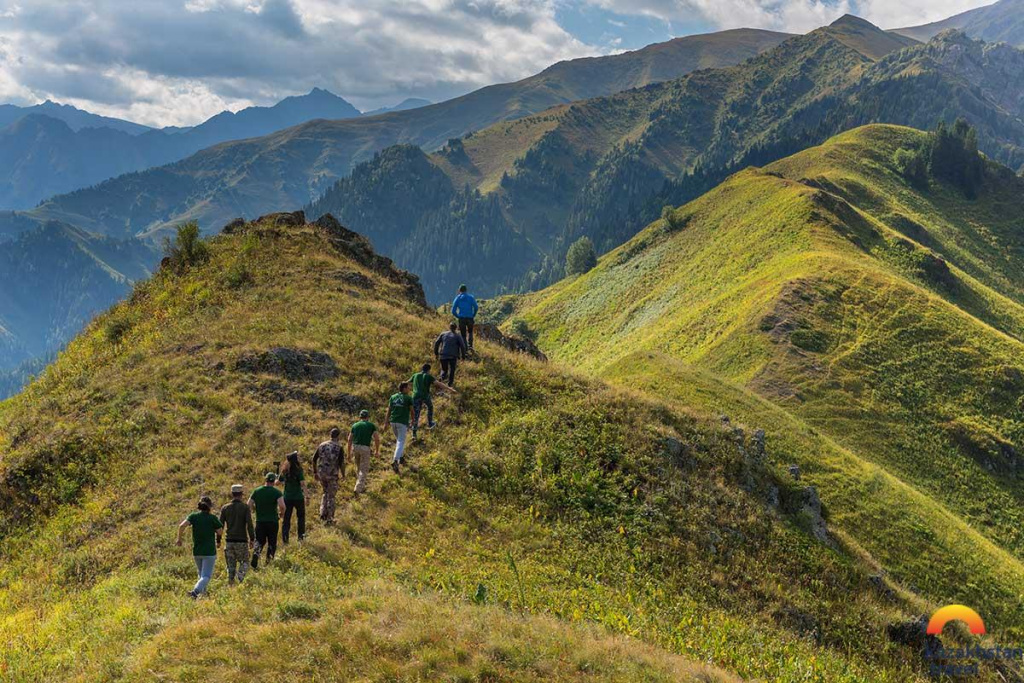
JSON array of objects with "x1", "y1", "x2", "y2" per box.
[{"x1": 0, "y1": 0, "x2": 995, "y2": 127}]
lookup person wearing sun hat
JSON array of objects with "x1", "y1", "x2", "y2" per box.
[
  {"x1": 248, "y1": 472, "x2": 284, "y2": 570},
  {"x1": 219, "y1": 483, "x2": 254, "y2": 584}
]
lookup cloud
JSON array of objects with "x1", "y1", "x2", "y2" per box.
[
  {"x1": 0, "y1": 0, "x2": 593, "y2": 126},
  {"x1": 580, "y1": 0, "x2": 993, "y2": 33}
]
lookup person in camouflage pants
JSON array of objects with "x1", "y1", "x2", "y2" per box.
[
  {"x1": 219, "y1": 484, "x2": 254, "y2": 584},
  {"x1": 313, "y1": 427, "x2": 345, "y2": 524}
]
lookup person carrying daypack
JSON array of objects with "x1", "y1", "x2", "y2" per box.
[
  {"x1": 410, "y1": 362, "x2": 456, "y2": 439},
  {"x1": 433, "y1": 322, "x2": 468, "y2": 387},
  {"x1": 312, "y1": 428, "x2": 344, "y2": 524},
  {"x1": 451, "y1": 284, "x2": 479, "y2": 354}
]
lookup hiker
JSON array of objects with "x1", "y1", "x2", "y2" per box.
[
  {"x1": 176, "y1": 496, "x2": 223, "y2": 598},
  {"x1": 410, "y1": 362, "x2": 456, "y2": 439},
  {"x1": 347, "y1": 409, "x2": 380, "y2": 494},
  {"x1": 385, "y1": 382, "x2": 414, "y2": 473},
  {"x1": 219, "y1": 484, "x2": 255, "y2": 585},
  {"x1": 248, "y1": 473, "x2": 285, "y2": 569},
  {"x1": 312, "y1": 428, "x2": 345, "y2": 524},
  {"x1": 280, "y1": 451, "x2": 307, "y2": 543},
  {"x1": 433, "y1": 321, "x2": 467, "y2": 387},
  {"x1": 451, "y1": 284, "x2": 478, "y2": 353}
]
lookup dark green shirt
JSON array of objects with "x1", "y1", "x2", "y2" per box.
[
  {"x1": 187, "y1": 510, "x2": 222, "y2": 557},
  {"x1": 351, "y1": 420, "x2": 377, "y2": 447},
  {"x1": 219, "y1": 499, "x2": 254, "y2": 543},
  {"x1": 388, "y1": 393, "x2": 413, "y2": 426},
  {"x1": 282, "y1": 469, "x2": 305, "y2": 501},
  {"x1": 411, "y1": 372, "x2": 435, "y2": 399},
  {"x1": 250, "y1": 484, "x2": 283, "y2": 522}
]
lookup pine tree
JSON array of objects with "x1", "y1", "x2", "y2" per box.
[{"x1": 565, "y1": 236, "x2": 597, "y2": 276}]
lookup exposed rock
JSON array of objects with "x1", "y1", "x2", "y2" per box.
[
  {"x1": 221, "y1": 217, "x2": 246, "y2": 234},
  {"x1": 782, "y1": 485, "x2": 829, "y2": 543},
  {"x1": 751, "y1": 429, "x2": 766, "y2": 461},
  {"x1": 663, "y1": 436, "x2": 696, "y2": 470},
  {"x1": 475, "y1": 323, "x2": 547, "y2": 361},
  {"x1": 886, "y1": 616, "x2": 938, "y2": 650},
  {"x1": 235, "y1": 347, "x2": 339, "y2": 382},
  {"x1": 330, "y1": 270, "x2": 374, "y2": 289},
  {"x1": 313, "y1": 214, "x2": 428, "y2": 308},
  {"x1": 246, "y1": 379, "x2": 362, "y2": 414},
  {"x1": 773, "y1": 606, "x2": 820, "y2": 641},
  {"x1": 255, "y1": 210, "x2": 307, "y2": 228},
  {"x1": 869, "y1": 574, "x2": 897, "y2": 600},
  {"x1": 788, "y1": 464, "x2": 801, "y2": 480}
]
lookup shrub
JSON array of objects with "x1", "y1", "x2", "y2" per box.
[
  {"x1": 565, "y1": 236, "x2": 597, "y2": 276},
  {"x1": 661, "y1": 205, "x2": 687, "y2": 232},
  {"x1": 163, "y1": 221, "x2": 210, "y2": 274},
  {"x1": 893, "y1": 147, "x2": 927, "y2": 187}
]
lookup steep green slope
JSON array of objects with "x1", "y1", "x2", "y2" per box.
[
  {"x1": 506, "y1": 124, "x2": 1024, "y2": 634},
  {"x1": 0, "y1": 212, "x2": 989, "y2": 682},
  {"x1": 0, "y1": 29, "x2": 789, "y2": 242}
]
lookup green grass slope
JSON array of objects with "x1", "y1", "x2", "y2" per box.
[
  {"x1": 0, "y1": 212, "x2": 985, "y2": 681},
  {"x1": 506, "y1": 124, "x2": 1024, "y2": 640}
]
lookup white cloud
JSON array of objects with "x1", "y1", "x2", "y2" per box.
[
  {"x1": 581, "y1": 0, "x2": 994, "y2": 33},
  {"x1": 0, "y1": 0, "x2": 593, "y2": 126}
]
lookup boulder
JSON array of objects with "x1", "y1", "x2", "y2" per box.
[{"x1": 235, "y1": 347, "x2": 339, "y2": 382}]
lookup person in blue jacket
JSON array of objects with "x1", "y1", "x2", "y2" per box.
[{"x1": 451, "y1": 284, "x2": 479, "y2": 355}]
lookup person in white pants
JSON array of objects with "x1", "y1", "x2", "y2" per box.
[{"x1": 385, "y1": 381, "x2": 414, "y2": 473}]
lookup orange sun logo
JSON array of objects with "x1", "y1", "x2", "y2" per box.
[{"x1": 926, "y1": 605, "x2": 986, "y2": 636}]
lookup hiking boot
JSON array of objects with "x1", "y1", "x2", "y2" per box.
[
  {"x1": 428, "y1": 421, "x2": 437, "y2": 430},
  {"x1": 251, "y1": 552, "x2": 259, "y2": 570},
  {"x1": 227, "y1": 576, "x2": 236, "y2": 586},
  {"x1": 391, "y1": 460, "x2": 400, "y2": 474},
  {"x1": 188, "y1": 590, "x2": 198, "y2": 600}
]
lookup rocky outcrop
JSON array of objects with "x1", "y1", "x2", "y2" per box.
[
  {"x1": 234, "y1": 347, "x2": 339, "y2": 382},
  {"x1": 221, "y1": 212, "x2": 428, "y2": 309},
  {"x1": 475, "y1": 323, "x2": 548, "y2": 361}
]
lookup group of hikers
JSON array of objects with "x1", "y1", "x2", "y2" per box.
[{"x1": 176, "y1": 285, "x2": 479, "y2": 598}]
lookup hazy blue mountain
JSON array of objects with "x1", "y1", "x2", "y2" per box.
[
  {"x1": 363, "y1": 98, "x2": 433, "y2": 116},
  {"x1": 895, "y1": 0, "x2": 1024, "y2": 45},
  {"x1": 0, "y1": 221, "x2": 157, "y2": 392},
  {"x1": 0, "y1": 89, "x2": 363, "y2": 210},
  {"x1": 0, "y1": 100, "x2": 153, "y2": 135}
]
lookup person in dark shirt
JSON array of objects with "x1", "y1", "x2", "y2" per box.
[
  {"x1": 410, "y1": 362, "x2": 456, "y2": 439},
  {"x1": 177, "y1": 497, "x2": 223, "y2": 598},
  {"x1": 219, "y1": 484, "x2": 254, "y2": 584},
  {"x1": 433, "y1": 322, "x2": 468, "y2": 387},
  {"x1": 248, "y1": 473, "x2": 285, "y2": 570},
  {"x1": 280, "y1": 451, "x2": 308, "y2": 543}
]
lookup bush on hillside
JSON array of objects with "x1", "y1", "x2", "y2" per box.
[
  {"x1": 163, "y1": 221, "x2": 209, "y2": 274},
  {"x1": 661, "y1": 205, "x2": 688, "y2": 232},
  {"x1": 565, "y1": 236, "x2": 597, "y2": 276},
  {"x1": 893, "y1": 147, "x2": 927, "y2": 187}
]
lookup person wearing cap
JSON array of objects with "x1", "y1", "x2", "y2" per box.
[
  {"x1": 176, "y1": 496, "x2": 223, "y2": 598},
  {"x1": 433, "y1": 322, "x2": 468, "y2": 387},
  {"x1": 385, "y1": 381, "x2": 414, "y2": 473},
  {"x1": 279, "y1": 451, "x2": 308, "y2": 543},
  {"x1": 312, "y1": 427, "x2": 344, "y2": 524},
  {"x1": 347, "y1": 410, "x2": 380, "y2": 494},
  {"x1": 220, "y1": 484, "x2": 255, "y2": 584},
  {"x1": 451, "y1": 284, "x2": 478, "y2": 354},
  {"x1": 248, "y1": 473, "x2": 285, "y2": 569}
]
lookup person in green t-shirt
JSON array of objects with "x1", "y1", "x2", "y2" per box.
[
  {"x1": 176, "y1": 497, "x2": 223, "y2": 598},
  {"x1": 248, "y1": 473, "x2": 285, "y2": 570},
  {"x1": 385, "y1": 382, "x2": 414, "y2": 473},
  {"x1": 410, "y1": 362, "x2": 456, "y2": 439},
  {"x1": 280, "y1": 451, "x2": 308, "y2": 544},
  {"x1": 348, "y1": 409, "x2": 380, "y2": 494}
]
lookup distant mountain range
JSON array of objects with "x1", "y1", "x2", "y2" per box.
[
  {"x1": 0, "y1": 88, "x2": 362, "y2": 210},
  {"x1": 896, "y1": 0, "x2": 1024, "y2": 45},
  {"x1": 0, "y1": 222, "x2": 155, "y2": 384},
  {"x1": 0, "y1": 27, "x2": 792, "y2": 240},
  {"x1": 363, "y1": 98, "x2": 433, "y2": 116}
]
